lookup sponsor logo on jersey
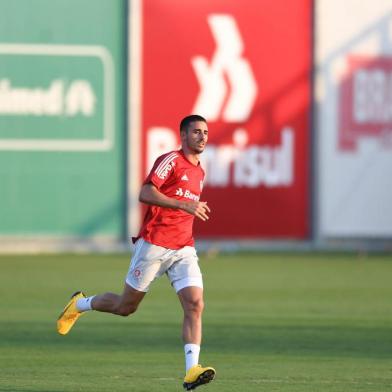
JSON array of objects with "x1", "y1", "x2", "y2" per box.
[
  {"x1": 181, "y1": 174, "x2": 189, "y2": 181},
  {"x1": 175, "y1": 187, "x2": 200, "y2": 201}
]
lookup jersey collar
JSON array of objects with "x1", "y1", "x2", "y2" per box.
[{"x1": 179, "y1": 149, "x2": 200, "y2": 167}]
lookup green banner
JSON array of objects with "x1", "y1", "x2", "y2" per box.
[{"x1": 0, "y1": 0, "x2": 126, "y2": 238}]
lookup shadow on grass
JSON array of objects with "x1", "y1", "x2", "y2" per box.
[{"x1": 1, "y1": 319, "x2": 392, "y2": 359}]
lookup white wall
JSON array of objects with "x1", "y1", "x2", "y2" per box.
[{"x1": 316, "y1": 0, "x2": 392, "y2": 238}]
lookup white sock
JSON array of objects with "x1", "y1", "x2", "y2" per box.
[
  {"x1": 76, "y1": 296, "x2": 95, "y2": 312},
  {"x1": 184, "y1": 344, "x2": 200, "y2": 372}
]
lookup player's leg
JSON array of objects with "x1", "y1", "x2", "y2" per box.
[
  {"x1": 57, "y1": 239, "x2": 168, "y2": 335},
  {"x1": 57, "y1": 283, "x2": 146, "y2": 335},
  {"x1": 90, "y1": 283, "x2": 146, "y2": 316},
  {"x1": 167, "y1": 246, "x2": 215, "y2": 390},
  {"x1": 91, "y1": 239, "x2": 174, "y2": 316},
  {"x1": 178, "y1": 286, "x2": 215, "y2": 390},
  {"x1": 178, "y1": 286, "x2": 203, "y2": 345}
]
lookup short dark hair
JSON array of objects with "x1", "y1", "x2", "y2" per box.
[{"x1": 179, "y1": 114, "x2": 207, "y2": 133}]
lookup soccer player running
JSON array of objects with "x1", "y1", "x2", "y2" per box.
[{"x1": 57, "y1": 115, "x2": 215, "y2": 390}]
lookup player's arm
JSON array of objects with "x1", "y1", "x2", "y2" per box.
[{"x1": 139, "y1": 183, "x2": 210, "y2": 221}]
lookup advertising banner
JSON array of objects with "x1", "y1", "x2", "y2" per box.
[
  {"x1": 0, "y1": 1, "x2": 126, "y2": 238},
  {"x1": 339, "y1": 56, "x2": 392, "y2": 151},
  {"x1": 316, "y1": 1, "x2": 392, "y2": 238},
  {"x1": 138, "y1": 0, "x2": 311, "y2": 238}
]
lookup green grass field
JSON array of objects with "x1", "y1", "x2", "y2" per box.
[{"x1": 1, "y1": 252, "x2": 392, "y2": 392}]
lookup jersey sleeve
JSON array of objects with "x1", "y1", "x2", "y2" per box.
[{"x1": 143, "y1": 152, "x2": 178, "y2": 189}]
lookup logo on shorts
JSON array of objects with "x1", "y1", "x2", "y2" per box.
[{"x1": 133, "y1": 269, "x2": 142, "y2": 279}]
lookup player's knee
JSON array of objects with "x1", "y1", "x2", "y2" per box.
[
  {"x1": 116, "y1": 303, "x2": 138, "y2": 317},
  {"x1": 184, "y1": 297, "x2": 204, "y2": 316}
]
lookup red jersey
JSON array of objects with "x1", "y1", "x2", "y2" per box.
[{"x1": 136, "y1": 149, "x2": 205, "y2": 250}]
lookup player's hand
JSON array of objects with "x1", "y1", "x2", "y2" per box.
[{"x1": 183, "y1": 201, "x2": 211, "y2": 221}]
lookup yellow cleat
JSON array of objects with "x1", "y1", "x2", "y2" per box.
[
  {"x1": 57, "y1": 291, "x2": 86, "y2": 335},
  {"x1": 183, "y1": 364, "x2": 216, "y2": 390}
]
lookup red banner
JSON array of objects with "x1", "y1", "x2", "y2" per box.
[
  {"x1": 339, "y1": 56, "x2": 392, "y2": 151},
  {"x1": 141, "y1": 0, "x2": 311, "y2": 238}
]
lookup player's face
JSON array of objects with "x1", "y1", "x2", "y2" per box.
[{"x1": 182, "y1": 121, "x2": 208, "y2": 154}]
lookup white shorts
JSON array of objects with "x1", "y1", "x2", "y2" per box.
[{"x1": 125, "y1": 238, "x2": 203, "y2": 293}]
